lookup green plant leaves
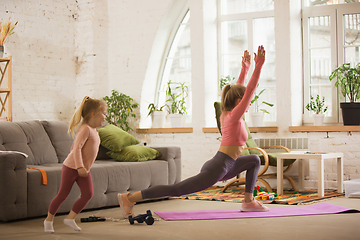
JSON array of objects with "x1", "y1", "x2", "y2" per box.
[
  {"x1": 103, "y1": 90, "x2": 139, "y2": 132},
  {"x1": 165, "y1": 80, "x2": 189, "y2": 114},
  {"x1": 329, "y1": 62, "x2": 360, "y2": 102},
  {"x1": 305, "y1": 95, "x2": 328, "y2": 114}
]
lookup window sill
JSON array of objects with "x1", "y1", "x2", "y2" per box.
[
  {"x1": 202, "y1": 127, "x2": 278, "y2": 133},
  {"x1": 136, "y1": 127, "x2": 193, "y2": 134},
  {"x1": 289, "y1": 126, "x2": 360, "y2": 132}
]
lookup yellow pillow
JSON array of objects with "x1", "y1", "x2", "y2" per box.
[
  {"x1": 98, "y1": 124, "x2": 139, "y2": 152},
  {"x1": 107, "y1": 145, "x2": 161, "y2": 162}
]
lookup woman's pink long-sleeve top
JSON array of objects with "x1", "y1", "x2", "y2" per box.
[
  {"x1": 63, "y1": 124, "x2": 100, "y2": 172},
  {"x1": 220, "y1": 57, "x2": 265, "y2": 146}
]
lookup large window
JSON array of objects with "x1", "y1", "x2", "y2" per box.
[
  {"x1": 157, "y1": 10, "x2": 192, "y2": 123},
  {"x1": 218, "y1": 0, "x2": 276, "y2": 125},
  {"x1": 303, "y1": 1, "x2": 360, "y2": 124}
]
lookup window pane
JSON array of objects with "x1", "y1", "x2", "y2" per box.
[
  {"x1": 344, "y1": 13, "x2": 360, "y2": 64},
  {"x1": 253, "y1": 17, "x2": 276, "y2": 122},
  {"x1": 221, "y1": 0, "x2": 273, "y2": 15},
  {"x1": 309, "y1": 48, "x2": 332, "y2": 116},
  {"x1": 344, "y1": 13, "x2": 360, "y2": 47},
  {"x1": 345, "y1": 47, "x2": 360, "y2": 65},
  {"x1": 309, "y1": 86, "x2": 333, "y2": 117},
  {"x1": 220, "y1": 20, "x2": 247, "y2": 78},
  {"x1": 221, "y1": 54, "x2": 242, "y2": 79},
  {"x1": 221, "y1": 20, "x2": 247, "y2": 54},
  {"x1": 309, "y1": 16, "x2": 331, "y2": 48},
  {"x1": 158, "y1": 11, "x2": 192, "y2": 122}
]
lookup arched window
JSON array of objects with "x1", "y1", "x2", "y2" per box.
[{"x1": 157, "y1": 10, "x2": 192, "y2": 124}]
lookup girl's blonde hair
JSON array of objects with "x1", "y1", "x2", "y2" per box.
[
  {"x1": 68, "y1": 96, "x2": 107, "y2": 137},
  {"x1": 221, "y1": 84, "x2": 246, "y2": 112}
]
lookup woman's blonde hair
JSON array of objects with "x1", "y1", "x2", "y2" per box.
[
  {"x1": 221, "y1": 84, "x2": 246, "y2": 112},
  {"x1": 68, "y1": 96, "x2": 107, "y2": 137}
]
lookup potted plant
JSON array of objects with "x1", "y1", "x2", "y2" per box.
[
  {"x1": 0, "y1": 18, "x2": 18, "y2": 58},
  {"x1": 219, "y1": 75, "x2": 235, "y2": 92},
  {"x1": 165, "y1": 80, "x2": 189, "y2": 127},
  {"x1": 147, "y1": 103, "x2": 167, "y2": 128},
  {"x1": 305, "y1": 95, "x2": 328, "y2": 126},
  {"x1": 103, "y1": 89, "x2": 139, "y2": 132},
  {"x1": 250, "y1": 86, "x2": 274, "y2": 126},
  {"x1": 329, "y1": 62, "x2": 360, "y2": 125}
]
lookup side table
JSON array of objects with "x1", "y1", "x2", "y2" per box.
[{"x1": 277, "y1": 151, "x2": 343, "y2": 197}]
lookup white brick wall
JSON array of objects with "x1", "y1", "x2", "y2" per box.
[
  {"x1": 1, "y1": 0, "x2": 359, "y2": 191},
  {"x1": 1, "y1": 0, "x2": 77, "y2": 121}
]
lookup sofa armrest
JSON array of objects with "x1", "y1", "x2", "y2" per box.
[
  {"x1": 152, "y1": 147, "x2": 181, "y2": 185},
  {"x1": 0, "y1": 151, "x2": 28, "y2": 221}
]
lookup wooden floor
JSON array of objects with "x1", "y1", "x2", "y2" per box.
[{"x1": 1, "y1": 197, "x2": 360, "y2": 240}]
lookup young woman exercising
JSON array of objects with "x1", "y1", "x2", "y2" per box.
[{"x1": 118, "y1": 45, "x2": 268, "y2": 218}]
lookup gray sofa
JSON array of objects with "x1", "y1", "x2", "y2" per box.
[{"x1": 0, "y1": 120, "x2": 181, "y2": 222}]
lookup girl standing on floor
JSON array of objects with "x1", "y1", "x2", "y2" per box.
[
  {"x1": 44, "y1": 96, "x2": 107, "y2": 233},
  {"x1": 118, "y1": 45, "x2": 268, "y2": 218}
]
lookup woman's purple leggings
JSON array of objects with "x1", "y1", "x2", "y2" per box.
[
  {"x1": 48, "y1": 165, "x2": 94, "y2": 215},
  {"x1": 141, "y1": 151, "x2": 260, "y2": 200}
]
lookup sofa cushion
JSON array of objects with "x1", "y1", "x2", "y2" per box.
[
  {"x1": 27, "y1": 164, "x2": 81, "y2": 218},
  {"x1": 0, "y1": 121, "x2": 58, "y2": 165},
  {"x1": 41, "y1": 121, "x2": 73, "y2": 163},
  {"x1": 15, "y1": 121, "x2": 58, "y2": 165},
  {"x1": 98, "y1": 124, "x2": 139, "y2": 152},
  {"x1": 0, "y1": 122, "x2": 29, "y2": 153},
  {"x1": 106, "y1": 145, "x2": 161, "y2": 162},
  {"x1": 96, "y1": 145, "x2": 112, "y2": 160}
]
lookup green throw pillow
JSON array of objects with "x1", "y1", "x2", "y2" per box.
[
  {"x1": 98, "y1": 124, "x2": 139, "y2": 152},
  {"x1": 107, "y1": 145, "x2": 162, "y2": 162}
]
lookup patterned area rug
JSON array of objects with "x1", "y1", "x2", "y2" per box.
[{"x1": 170, "y1": 186, "x2": 345, "y2": 205}]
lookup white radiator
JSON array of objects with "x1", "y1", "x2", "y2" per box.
[{"x1": 254, "y1": 138, "x2": 309, "y2": 150}]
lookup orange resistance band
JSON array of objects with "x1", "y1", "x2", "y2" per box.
[{"x1": 28, "y1": 167, "x2": 48, "y2": 185}]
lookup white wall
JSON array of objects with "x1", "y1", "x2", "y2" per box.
[
  {"x1": 2, "y1": 0, "x2": 359, "y2": 190},
  {"x1": 1, "y1": 0, "x2": 77, "y2": 121}
]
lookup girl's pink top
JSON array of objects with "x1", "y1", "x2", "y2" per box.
[
  {"x1": 63, "y1": 124, "x2": 100, "y2": 172},
  {"x1": 220, "y1": 57, "x2": 265, "y2": 146}
]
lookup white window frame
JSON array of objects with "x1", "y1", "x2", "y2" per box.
[
  {"x1": 155, "y1": 9, "x2": 192, "y2": 123},
  {"x1": 302, "y1": 2, "x2": 360, "y2": 124},
  {"x1": 217, "y1": 1, "x2": 275, "y2": 126}
]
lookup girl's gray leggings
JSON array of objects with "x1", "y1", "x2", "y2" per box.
[{"x1": 141, "y1": 151, "x2": 260, "y2": 200}]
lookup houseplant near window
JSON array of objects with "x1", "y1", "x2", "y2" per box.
[
  {"x1": 165, "y1": 80, "x2": 189, "y2": 127},
  {"x1": 103, "y1": 89, "x2": 139, "y2": 132},
  {"x1": 147, "y1": 103, "x2": 167, "y2": 128},
  {"x1": 219, "y1": 75, "x2": 235, "y2": 92},
  {"x1": 219, "y1": 77, "x2": 274, "y2": 126},
  {"x1": 305, "y1": 95, "x2": 328, "y2": 126},
  {"x1": 250, "y1": 87, "x2": 274, "y2": 127},
  {"x1": 329, "y1": 62, "x2": 360, "y2": 125}
]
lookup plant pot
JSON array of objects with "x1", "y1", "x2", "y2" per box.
[
  {"x1": 151, "y1": 111, "x2": 166, "y2": 128},
  {"x1": 313, "y1": 114, "x2": 325, "y2": 126},
  {"x1": 250, "y1": 112, "x2": 264, "y2": 127},
  {"x1": 340, "y1": 102, "x2": 360, "y2": 126},
  {"x1": 168, "y1": 114, "x2": 184, "y2": 128}
]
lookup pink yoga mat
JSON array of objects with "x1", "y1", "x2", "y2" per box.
[{"x1": 154, "y1": 203, "x2": 359, "y2": 221}]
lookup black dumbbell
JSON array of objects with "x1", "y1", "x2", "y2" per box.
[
  {"x1": 80, "y1": 216, "x2": 106, "y2": 222},
  {"x1": 128, "y1": 210, "x2": 154, "y2": 225}
]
